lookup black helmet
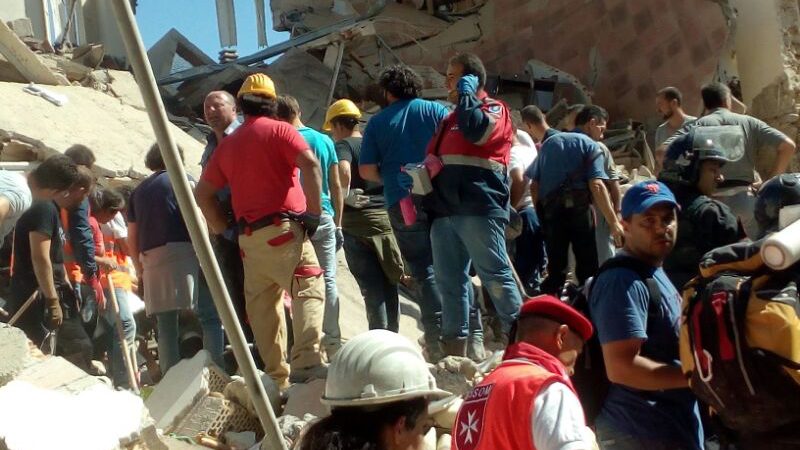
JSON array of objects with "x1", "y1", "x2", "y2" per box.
[
  {"x1": 659, "y1": 128, "x2": 730, "y2": 186},
  {"x1": 754, "y1": 173, "x2": 800, "y2": 239}
]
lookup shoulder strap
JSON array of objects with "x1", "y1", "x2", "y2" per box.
[{"x1": 595, "y1": 255, "x2": 663, "y2": 320}]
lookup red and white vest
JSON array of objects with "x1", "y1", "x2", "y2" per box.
[{"x1": 452, "y1": 360, "x2": 562, "y2": 450}]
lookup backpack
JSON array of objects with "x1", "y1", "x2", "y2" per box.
[
  {"x1": 567, "y1": 255, "x2": 662, "y2": 425},
  {"x1": 679, "y1": 239, "x2": 800, "y2": 436}
]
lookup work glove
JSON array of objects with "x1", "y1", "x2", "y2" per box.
[
  {"x1": 87, "y1": 275, "x2": 106, "y2": 311},
  {"x1": 344, "y1": 188, "x2": 370, "y2": 209},
  {"x1": 457, "y1": 74, "x2": 479, "y2": 96},
  {"x1": 303, "y1": 213, "x2": 321, "y2": 238},
  {"x1": 335, "y1": 227, "x2": 344, "y2": 251},
  {"x1": 424, "y1": 154, "x2": 444, "y2": 178},
  {"x1": 45, "y1": 298, "x2": 63, "y2": 330},
  {"x1": 397, "y1": 170, "x2": 414, "y2": 191}
]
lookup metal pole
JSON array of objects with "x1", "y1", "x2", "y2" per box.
[
  {"x1": 325, "y1": 42, "x2": 345, "y2": 107},
  {"x1": 106, "y1": 275, "x2": 139, "y2": 394},
  {"x1": 108, "y1": 2, "x2": 287, "y2": 449}
]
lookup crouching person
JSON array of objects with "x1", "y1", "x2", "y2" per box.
[
  {"x1": 12, "y1": 155, "x2": 93, "y2": 368},
  {"x1": 296, "y1": 329, "x2": 450, "y2": 450},
  {"x1": 452, "y1": 295, "x2": 597, "y2": 450}
]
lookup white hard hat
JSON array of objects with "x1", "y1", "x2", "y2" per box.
[{"x1": 322, "y1": 330, "x2": 451, "y2": 407}]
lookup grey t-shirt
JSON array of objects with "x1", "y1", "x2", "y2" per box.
[
  {"x1": 0, "y1": 171, "x2": 31, "y2": 242},
  {"x1": 655, "y1": 115, "x2": 696, "y2": 148},
  {"x1": 663, "y1": 108, "x2": 789, "y2": 185},
  {"x1": 598, "y1": 142, "x2": 621, "y2": 180}
]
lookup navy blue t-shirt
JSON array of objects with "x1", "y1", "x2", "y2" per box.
[
  {"x1": 360, "y1": 98, "x2": 449, "y2": 207},
  {"x1": 525, "y1": 131, "x2": 607, "y2": 201},
  {"x1": 127, "y1": 171, "x2": 192, "y2": 252},
  {"x1": 589, "y1": 259, "x2": 703, "y2": 449}
]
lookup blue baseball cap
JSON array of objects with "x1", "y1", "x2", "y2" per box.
[{"x1": 621, "y1": 181, "x2": 679, "y2": 218}]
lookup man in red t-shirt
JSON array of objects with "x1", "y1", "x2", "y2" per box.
[{"x1": 196, "y1": 74, "x2": 327, "y2": 389}]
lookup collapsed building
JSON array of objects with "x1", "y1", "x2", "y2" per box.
[{"x1": 1, "y1": 0, "x2": 800, "y2": 448}]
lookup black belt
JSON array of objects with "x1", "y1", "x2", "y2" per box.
[{"x1": 238, "y1": 212, "x2": 302, "y2": 236}]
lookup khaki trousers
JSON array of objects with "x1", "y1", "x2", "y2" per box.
[{"x1": 238, "y1": 221, "x2": 324, "y2": 389}]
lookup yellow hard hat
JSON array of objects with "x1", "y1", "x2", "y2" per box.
[
  {"x1": 323, "y1": 98, "x2": 362, "y2": 131},
  {"x1": 238, "y1": 73, "x2": 276, "y2": 100}
]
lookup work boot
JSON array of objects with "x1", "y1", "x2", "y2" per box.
[
  {"x1": 467, "y1": 334, "x2": 486, "y2": 362},
  {"x1": 420, "y1": 334, "x2": 445, "y2": 363},
  {"x1": 441, "y1": 338, "x2": 468, "y2": 357},
  {"x1": 288, "y1": 364, "x2": 328, "y2": 384}
]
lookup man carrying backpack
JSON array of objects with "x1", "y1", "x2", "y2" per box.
[{"x1": 589, "y1": 180, "x2": 703, "y2": 450}]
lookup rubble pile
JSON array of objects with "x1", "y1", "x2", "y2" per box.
[{"x1": 0, "y1": 18, "x2": 205, "y2": 181}]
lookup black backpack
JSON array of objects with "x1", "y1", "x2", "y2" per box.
[{"x1": 567, "y1": 255, "x2": 662, "y2": 425}]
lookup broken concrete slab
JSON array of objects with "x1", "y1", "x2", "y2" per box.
[
  {"x1": 0, "y1": 325, "x2": 30, "y2": 387},
  {"x1": 283, "y1": 378, "x2": 328, "y2": 419},
  {"x1": 265, "y1": 48, "x2": 334, "y2": 130},
  {"x1": 0, "y1": 380, "x2": 148, "y2": 450},
  {"x1": 144, "y1": 350, "x2": 229, "y2": 432},
  {"x1": 171, "y1": 393, "x2": 262, "y2": 440},
  {"x1": 0, "y1": 81, "x2": 205, "y2": 179},
  {"x1": 106, "y1": 69, "x2": 147, "y2": 111},
  {"x1": 0, "y1": 20, "x2": 67, "y2": 86},
  {"x1": 72, "y1": 43, "x2": 105, "y2": 69},
  {"x1": 6, "y1": 18, "x2": 33, "y2": 39}
]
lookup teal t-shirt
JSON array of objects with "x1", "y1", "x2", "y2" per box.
[{"x1": 299, "y1": 127, "x2": 338, "y2": 216}]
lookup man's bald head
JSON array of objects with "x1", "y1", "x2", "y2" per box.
[{"x1": 204, "y1": 90, "x2": 238, "y2": 133}]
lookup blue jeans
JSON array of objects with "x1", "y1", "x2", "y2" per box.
[
  {"x1": 99, "y1": 287, "x2": 136, "y2": 388},
  {"x1": 343, "y1": 232, "x2": 400, "y2": 332},
  {"x1": 196, "y1": 273, "x2": 225, "y2": 367},
  {"x1": 595, "y1": 415, "x2": 693, "y2": 450},
  {"x1": 154, "y1": 310, "x2": 181, "y2": 374},
  {"x1": 310, "y1": 214, "x2": 340, "y2": 341},
  {"x1": 513, "y1": 206, "x2": 547, "y2": 294},
  {"x1": 388, "y1": 197, "x2": 443, "y2": 343},
  {"x1": 431, "y1": 215, "x2": 522, "y2": 340}
]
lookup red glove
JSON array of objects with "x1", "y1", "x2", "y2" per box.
[
  {"x1": 423, "y1": 154, "x2": 444, "y2": 178},
  {"x1": 87, "y1": 276, "x2": 106, "y2": 310}
]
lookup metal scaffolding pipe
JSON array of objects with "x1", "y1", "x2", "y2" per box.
[{"x1": 108, "y1": 2, "x2": 288, "y2": 449}]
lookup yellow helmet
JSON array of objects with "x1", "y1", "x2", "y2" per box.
[
  {"x1": 323, "y1": 99, "x2": 362, "y2": 131},
  {"x1": 238, "y1": 73, "x2": 276, "y2": 100}
]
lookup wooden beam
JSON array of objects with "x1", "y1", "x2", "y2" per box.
[{"x1": 0, "y1": 20, "x2": 66, "y2": 86}]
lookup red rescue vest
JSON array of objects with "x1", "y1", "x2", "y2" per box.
[{"x1": 452, "y1": 360, "x2": 561, "y2": 450}]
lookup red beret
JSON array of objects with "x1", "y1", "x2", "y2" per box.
[{"x1": 519, "y1": 295, "x2": 593, "y2": 341}]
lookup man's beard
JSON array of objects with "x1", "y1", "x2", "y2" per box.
[{"x1": 662, "y1": 109, "x2": 674, "y2": 121}]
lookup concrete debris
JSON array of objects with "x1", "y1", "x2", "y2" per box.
[
  {"x1": 0, "y1": 326, "x2": 152, "y2": 449},
  {"x1": 0, "y1": 81, "x2": 204, "y2": 179},
  {"x1": 6, "y1": 18, "x2": 33, "y2": 39},
  {"x1": 223, "y1": 374, "x2": 282, "y2": 418},
  {"x1": 0, "y1": 19, "x2": 67, "y2": 86},
  {"x1": 283, "y1": 378, "x2": 329, "y2": 419},
  {"x1": 0, "y1": 380, "x2": 148, "y2": 450},
  {"x1": 0, "y1": 325, "x2": 31, "y2": 387},
  {"x1": 430, "y1": 356, "x2": 479, "y2": 397},
  {"x1": 145, "y1": 350, "x2": 230, "y2": 432},
  {"x1": 171, "y1": 392, "x2": 263, "y2": 442},
  {"x1": 224, "y1": 431, "x2": 257, "y2": 450},
  {"x1": 277, "y1": 413, "x2": 318, "y2": 447}
]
